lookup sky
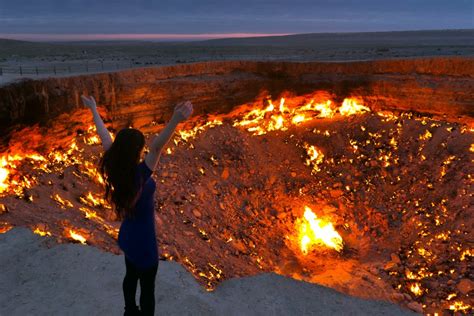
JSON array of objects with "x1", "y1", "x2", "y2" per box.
[{"x1": 0, "y1": 0, "x2": 472, "y2": 41}]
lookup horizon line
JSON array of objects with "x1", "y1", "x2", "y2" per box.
[
  {"x1": 0, "y1": 33, "x2": 294, "y2": 42},
  {"x1": 1, "y1": 29, "x2": 472, "y2": 42}
]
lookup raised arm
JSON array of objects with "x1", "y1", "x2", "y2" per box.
[
  {"x1": 81, "y1": 95, "x2": 113, "y2": 151},
  {"x1": 145, "y1": 101, "x2": 193, "y2": 171}
]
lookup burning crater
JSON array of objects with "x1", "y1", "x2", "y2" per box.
[{"x1": 0, "y1": 59, "x2": 473, "y2": 314}]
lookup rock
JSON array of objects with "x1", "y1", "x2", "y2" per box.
[
  {"x1": 384, "y1": 261, "x2": 398, "y2": 271},
  {"x1": 369, "y1": 160, "x2": 378, "y2": 167},
  {"x1": 192, "y1": 209, "x2": 202, "y2": 218},
  {"x1": 155, "y1": 216, "x2": 164, "y2": 226},
  {"x1": 277, "y1": 212, "x2": 287, "y2": 219},
  {"x1": 231, "y1": 240, "x2": 247, "y2": 253},
  {"x1": 322, "y1": 205, "x2": 337, "y2": 214},
  {"x1": 368, "y1": 267, "x2": 379, "y2": 275},
  {"x1": 426, "y1": 280, "x2": 440, "y2": 290},
  {"x1": 0, "y1": 204, "x2": 8, "y2": 213},
  {"x1": 391, "y1": 293, "x2": 405, "y2": 302},
  {"x1": 457, "y1": 278, "x2": 474, "y2": 295},
  {"x1": 406, "y1": 301, "x2": 423, "y2": 313},
  {"x1": 329, "y1": 189, "x2": 343, "y2": 198},
  {"x1": 390, "y1": 253, "x2": 401, "y2": 265},
  {"x1": 290, "y1": 172, "x2": 297, "y2": 177},
  {"x1": 221, "y1": 168, "x2": 229, "y2": 180},
  {"x1": 268, "y1": 175, "x2": 277, "y2": 185}
]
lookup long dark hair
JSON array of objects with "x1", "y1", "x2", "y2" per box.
[{"x1": 100, "y1": 128, "x2": 145, "y2": 220}]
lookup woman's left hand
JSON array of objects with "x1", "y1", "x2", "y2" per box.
[
  {"x1": 172, "y1": 101, "x2": 194, "y2": 122},
  {"x1": 81, "y1": 95, "x2": 97, "y2": 110}
]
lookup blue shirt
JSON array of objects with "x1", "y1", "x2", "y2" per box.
[{"x1": 118, "y1": 161, "x2": 158, "y2": 270}]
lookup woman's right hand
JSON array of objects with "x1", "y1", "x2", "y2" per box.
[
  {"x1": 172, "y1": 101, "x2": 193, "y2": 122},
  {"x1": 81, "y1": 95, "x2": 97, "y2": 110}
]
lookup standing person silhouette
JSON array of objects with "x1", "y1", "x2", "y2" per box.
[{"x1": 81, "y1": 95, "x2": 193, "y2": 316}]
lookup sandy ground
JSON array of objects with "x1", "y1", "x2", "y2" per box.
[{"x1": 0, "y1": 227, "x2": 417, "y2": 315}]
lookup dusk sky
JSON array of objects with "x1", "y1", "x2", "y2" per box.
[{"x1": 0, "y1": 0, "x2": 473, "y2": 41}]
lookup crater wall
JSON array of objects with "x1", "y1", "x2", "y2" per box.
[{"x1": 0, "y1": 57, "x2": 472, "y2": 135}]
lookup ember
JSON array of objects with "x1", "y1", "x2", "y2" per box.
[{"x1": 0, "y1": 90, "x2": 472, "y2": 315}]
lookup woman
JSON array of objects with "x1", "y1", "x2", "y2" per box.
[{"x1": 81, "y1": 95, "x2": 193, "y2": 316}]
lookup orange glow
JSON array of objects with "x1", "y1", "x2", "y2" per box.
[
  {"x1": 33, "y1": 227, "x2": 52, "y2": 237},
  {"x1": 297, "y1": 206, "x2": 343, "y2": 254},
  {"x1": 303, "y1": 143, "x2": 324, "y2": 172},
  {"x1": 69, "y1": 229, "x2": 87, "y2": 244},
  {"x1": 0, "y1": 156, "x2": 8, "y2": 193},
  {"x1": 233, "y1": 96, "x2": 368, "y2": 135},
  {"x1": 0, "y1": 223, "x2": 13, "y2": 234},
  {"x1": 410, "y1": 283, "x2": 423, "y2": 296},
  {"x1": 339, "y1": 98, "x2": 370, "y2": 116}
]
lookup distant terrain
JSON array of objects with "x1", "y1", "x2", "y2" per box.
[{"x1": 0, "y1": 29, "x2": 473, "y2": 85}]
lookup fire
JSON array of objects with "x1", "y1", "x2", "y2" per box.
[
  {"x1": 68, "y1": 229, "x2": 87, "y2": 244},
  {"x1": 233, "y1": 96, "x2": 367, "y2": 135},
  {"x1": 409, "y1": 282, "x2": 423, "y2": 296},
  {"x1": 177, "y1": 119, "x2": 223, "y2": 143},
  {"x1": 79, "y1": 192, "x2": 109, "y2": 208},
  {"x1": 81, "y1": 161, "x2": 105, "y2": 184},
  {"x1": 297, "y1": 206, "x2": 343, "y2": 254},
  {"x1": 84, "y1": 125, "x2": 101, "y2": 145},
  {"x1": 303, "y1": 143, "x2": 324, "y2": 172},
  {"x1": 0, "y1": 153, "x2": 47, "y2": 195},
  {"x1": 338, "y1": 98, "x2": 370, "y2": 116},
  {"x1": 33, "y1": 227, "x2": 52, "y2": 237},
  {"x1": 0, "y1": 156, "x2": 8, "y2": 193},
  {"x1": 0, "y1": 222, "x2": 13, "y2": 233},
  {"x1": 51, "y1": 194, "x2": 74, "y2": 208},
  {"x1": 449, "y1": 301, "x2": 471, "y2": 312}
]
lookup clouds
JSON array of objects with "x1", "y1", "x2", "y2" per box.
[{"x1": 0, "y1": 0, "x2": 472, "y2": 36}]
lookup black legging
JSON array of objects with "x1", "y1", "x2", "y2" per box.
[{"x1": 123, "y1": 256, "x2": 158, "y2": 316}]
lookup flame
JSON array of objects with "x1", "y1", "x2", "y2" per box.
[
  {"x1": 449, "y1": 301, "x2": 471, "y2": 312},
  {"x1": 84, "y1": 125, "x2": 101, "y2": 145},
  {"x1": 177, "y1": 119, "x2": 223, "y2": 143},
  {"x1": 51, "y1": 194, "x2": 74, "y2": 208},
  {"x1": 0, "y1": 156, "x2": 8, "y2": 193},
  {"x1": 303, "y1": 143, "x2": 324, "y2": 172},
  {"x1": 33, "y1": 227, "x2": 52, "y2": 237},
  {"x1": 0, "y1": 153, "x2": 46, "y2": 195},
  {"x1": 233, "y1": 96, "x2": 367, "y2": 135},
  {"x1": 69, "y1": 229, "x2": 87, "y2": 244},
  {"x1": 339, "y1": 98, "x2": 370, "y2": 116},
  {"x1": 0, "y1": 222, "x2": 13, "y2": 234},
  {"x1": 409, "y1": 282, "x2": 423, "y2": 296},
  {"x1": 79, "y1": 192, "x2": 108, "y2": 208},
  {"x1": 82, "y1": 161, "x2": 104, "y2": 184},
  {"x1": 297, "y1": 206, "x2": 343, "y2": 254}
]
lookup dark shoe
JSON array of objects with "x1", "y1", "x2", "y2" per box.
[{"x1": 124, "y1": 305, "x2": 141, "y2": 316}]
